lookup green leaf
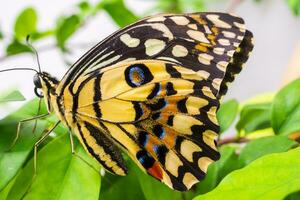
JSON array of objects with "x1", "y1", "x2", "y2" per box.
[
  {"x1": 194, "y1": 147, "x2": 300, "y2": 200},
  {"x1": 0, "y1": 99, "x2": 48, "y2": 191},
  {"x1": 0, "y1": 90, "x2": 25, "y2": 103},
  {"x1": 0, "y1": 28, "x2": 3, "y2": 40},
  {"x1": 30, "y1": 29, "x2": 55, "y2": 41},
  {"x1": 14, "y1": 7, "x2": 37, "y2": 40},
  {"x1": 56, "y1": 15, "x2": 81, "y2": 50},
  {"x1": 271, "y1": 78, "x2": 300, "y2": 135},
  {"x1": 285, "y1": 191, "x2": 300, "y2": 200},
  {"x1": 78, "y1": 1, "x2": 91, "y2": 12},
  {"x1": 7, "y1": 134, "x2": 101, "y2": 200},
  {"x1": 236, "y1": 103, "x2": 271, "y2": 135},
  {"x1": 101, "y1": 159, "x2": 145, "y2": 200},
  {"x1": 239, "y1": 135, "x2": 297, "y2": 166},
  {"x1": 99, "y1": 0, "x2": 139, "y2": 27},
  {"x1": 287, "y1": 0, "x2": 300, "y2": 15},
  {"x1": 0, "y1": 175, "x2": 17, "y2": 200},
  {"x1": 191, "y1": 145, "x2": 240, "y2": 195},
  {"x1": 155, "y1": 0, "x2": 183, "y2": 13},
  {"x1": 217, "y1": 99, "x2": 239, "y2": 133},
  {"x1": 240, "y1": 92, "x2": 274, "y2": 107},
  {"x1": 6, "y1": 40, "x2": 32, "y2": 56},
  {"x1": 78, "y1": 1, "x2": 92, "y2": 16}
]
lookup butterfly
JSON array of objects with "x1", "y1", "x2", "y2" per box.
[{"x1": 29, "y1": 12, "x2": 253, "y2": 191}]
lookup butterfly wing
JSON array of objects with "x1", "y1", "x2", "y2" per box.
[
  {"x1": 57, "y1": 12, "x2": 253, "y2": 99},
  {"x1": 69, "y1": 60, "x2": 220, "y2": 191},
  {"x1": 57, "y1": 12, "x2": 254, "y2": 191}
]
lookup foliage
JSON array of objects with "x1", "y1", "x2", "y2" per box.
[
  {"x1": 0, "y1": 90, "x2": 25, "y2": 103},
  {"x1": 194, "y1": 147, "x2": 300, "y2": 200},
  {"x1": 287, "y1": 0, "x2": 300, "y2": 15},
  {"x1": 0, "y1": 1, "x2": 300, "y2": 200}
]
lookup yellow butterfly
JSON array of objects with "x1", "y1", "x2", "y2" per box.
[{"x1": 6, "y1": 12, "x2": 254, "y2": 191}]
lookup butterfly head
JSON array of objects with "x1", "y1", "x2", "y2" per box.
[{"x1": 33, "y1": 72, "x2": 59, "y2": 111}]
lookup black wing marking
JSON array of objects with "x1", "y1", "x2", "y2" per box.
[{"x1": 58, "y1": 12, "x2": 253, "y2": 100}]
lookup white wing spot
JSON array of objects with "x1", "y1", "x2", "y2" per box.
[
  {"x1": 170, "y1": 16, "x2": 190, "y2": 25},
  {"x1": 149, "y1": 23, "x2": 173, "y2": 39},
  {"x1": 206, "y1": 14, "x2": 231, "y2": 29},
  {"x1": 172, "y1": 45, "x2": 188, "y2": 57},
  {"x1": 222, "y1": 31, "x2": 236, "y2": 38},
  {"x1": 234, "y1": 22, "x2": 246, "y2": 30},
  {"x1": 89, "y1": 50, "x2": 114, "y2": 69},
  {"x1": 118, "y1": 57, "x2": 136, "y2": 64},
  {"x1": 213, "y1": 47, "x2": 225, "y2": 55},
  {"x1": 144, "y1": 39, "x2": 166, "y2": 56},
  {"x1": 233, "y1": 42, "x2": 240, "y2": 47},
  {"x1": 217, "y1": 61, "x2": 228, "y2": 70},
  {"x1": 237, "y1": 35, "x2": 244, "y2": 40},
  {"x1": 198, "y1": 53, "x2": 214, "y2": 65},
  {"x1": 218, "y1": 38, "x2": 230, "y2": 46},
  {"x1": 120, "y1": 33, "x2": 140, "y2": 48},
  {"x1": 188, "y1": 24, "x2": 197, "y2": 30},
  {"x1": 157, "y1": 56, "x2": 179, "y2": 63},
  {"x1": 187, "y1": 30, "x2": 210, "y2": 43},
  {"x1": 212, "y1": 78, "x2": 222, "y2": 90},
  {"x1": 92, "y1": 55, "x2": 121, "y2": 70},
  {"x1": 196, "y1": 70, "x2": 210, "y2": 79},
  {"x1": 227, "y1": 50, "x2": 235, "y2": 57},
  {"x1": 147, "y1": 16, "x2": 166, "y2": 22},
  {"x1": 203, "y1": 25, "x2": 212, "y2": 34}
]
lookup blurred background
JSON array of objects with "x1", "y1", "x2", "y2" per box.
[
  {"x1": 0, "y1": 0, "x2": 300, "y2": 116},
  {"x1": 1, "y1": 1, "x2": 300, "y2": 199}
]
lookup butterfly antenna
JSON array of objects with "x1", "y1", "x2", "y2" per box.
[
  {"x1": 0, "y1": 68, "x2": 38, "y2": 73},
  {"x1": 26, "y1": 35, "x2": 42, "y2": 73}
]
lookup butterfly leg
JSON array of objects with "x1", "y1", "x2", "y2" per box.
[
  {"x1": 32, "y1": 98, "x2": 43, "y2": 133},
  {"x1": 33, "y1": 121, "x2": 60, "y2": 175},
  {"x1": 68, "y1": 130, "x2": 100, "y2": 173},
  {"x1": 8, "y1": 113, "x2": 50, "y2": 150}
]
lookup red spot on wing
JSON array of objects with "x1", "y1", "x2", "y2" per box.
[{"x1": 147, "y1": 162, "x2": 163, "y2": 180}]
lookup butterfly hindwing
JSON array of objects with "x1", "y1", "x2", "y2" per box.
[
  {"x1": 68, "y1": 60, "x2": 220, "y2": 190},
  {"x1": 74, "y1": 120, "x2": 128, "y2": 176}
]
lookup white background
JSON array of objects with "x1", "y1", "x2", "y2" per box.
[{"x1": 0, "y1": 0, "x2": 299, "y2": 117}]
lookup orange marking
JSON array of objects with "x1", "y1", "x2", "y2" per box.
[
  {"x1": 190, "y1": 15, "x2": 207, "y2": 25},
  {"x1": 195, "y1": 44, "x2": 208, "y2": 52},
  {"x1": 211, "y1": 26, "x2": 219, "y2": 34},
  {"x1": 148, "y1": 162, "x2": 163, "y2": 180}
]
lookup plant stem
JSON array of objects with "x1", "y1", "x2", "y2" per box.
[{"x1": 218, "y1": 136, "x2": 248, "y2": 146}]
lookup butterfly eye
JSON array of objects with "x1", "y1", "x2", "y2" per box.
[
  {"x1": 125, "y1": 64, "x2": 153, "y2": 87},
  {"x1": 33, "y1": 73, "x2": 42, "y2": 89}
]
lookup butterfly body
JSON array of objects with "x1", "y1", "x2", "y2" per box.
[{"x1": 34, "y1": 12, "x2": 254, "y2": 191}]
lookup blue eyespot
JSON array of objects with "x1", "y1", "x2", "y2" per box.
[
  {"x1": 129, "y1": 66, "x2": 145, "y2": 86},
  {"x1": 125, "y1": 64, "x2": 154, "y2": 87}
]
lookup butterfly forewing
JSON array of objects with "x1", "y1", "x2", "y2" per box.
[
  {"x1": 57, "y1": 12, "x2": 251, "y2": 99},
  {"x1": 53, "y1": 12, "x2": 254, "y2": 191}
]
